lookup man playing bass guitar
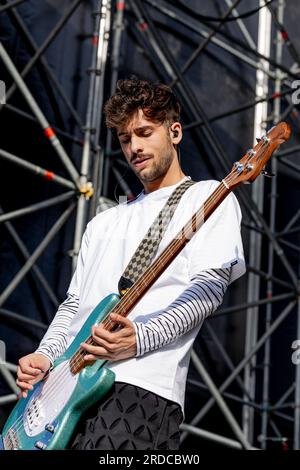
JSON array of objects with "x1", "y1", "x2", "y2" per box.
[{"x1": 16, "y1": 78, "x2": 245, "y2": 450}]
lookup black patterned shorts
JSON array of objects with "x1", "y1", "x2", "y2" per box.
[{"x1": 69, "y1": 382, "x2": 183, "y2": 450}]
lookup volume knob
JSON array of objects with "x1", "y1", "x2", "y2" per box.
[
  {"x1": 45, "y1": 423, "x2": 55, "y2": 433},
  {"x1": 35, "y1": 440, "x2": 47, "y2": 450}
]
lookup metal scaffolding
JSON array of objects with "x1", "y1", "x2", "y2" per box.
[{"x1": 0, "y1": 0, "x2": 299, "y2": 449}]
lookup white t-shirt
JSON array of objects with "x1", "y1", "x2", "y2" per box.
[{"x1": 66, "y1": 177, "x2": 245, "y2": 410}]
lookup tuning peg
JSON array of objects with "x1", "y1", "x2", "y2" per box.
[
  {"x1": 234, "y1": 162, "x2": 244, "y2": 174},
  {"x1": 261, "y1": 170, "x2": 275, "y2": 178},
  {"x1": 256, "y1": 137, "x2": 261, "y2": 143},
  {"x1": 247, "y1": 149, "x2": 256, "y2": 158},
  {"x1": 261, "y1": 134, "x2": 270, "y2": 144}
]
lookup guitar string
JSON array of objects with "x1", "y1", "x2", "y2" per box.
[{"x1": 6, "y1": 159, "x2": 261, "y2": 446}]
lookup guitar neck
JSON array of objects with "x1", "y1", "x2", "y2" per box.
[
  {"x1": 110, "y1": 180, "x2": 230, "y2": 320},
  {"x1": 70, "y1": 121, "x2": 292, "y2": 372}
]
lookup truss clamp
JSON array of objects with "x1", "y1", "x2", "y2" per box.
[
  {"x1": 67, "y1": 249, "x2": 79, "y2": 259},
  {"x1": 79, "y1": 181, "x2": 94, "y2": 199},
  {"x1": 81, "y1": 125, "x2": 96, "y2": 134},
  {"x1": 87, "y1": 67, "x2": 103, "y2": 76},
  {"x1": 92, "y1": 10, "x2": 102, "y2": 18}
]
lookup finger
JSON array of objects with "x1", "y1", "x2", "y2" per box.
[
  {"x1": 91, "y1": 333, "x2": 115, "y2": 350},
  {"x1": 17, "y1": 372, "x2": 40, "y2": 382},
  {"x1": 16, "y1": 380, "x2": 34, "y2": 392},
  {"x1": 29, "y1": 376, "x2": 44, "y2": 386},
  {"x1": 92, "y1": 325, "x2": 120, "y2": 343},
  {"x1": 93, "y1": 322, "x2": 132, "y2": 340},
  {"x1": 110, "y1": 313, "x2": 132, "y2": 327},
  {"x1": 19, "y1": 363, "x2": 44, "y2": 376},
  {"x1": 81, "y1": 342, "x2": 114, "y2": 355},
  {"x1": 16, "y1": 379, "x2": 32, "y2": 390},
  {"x1": 17, "y1": 375, "x2": 43, "y2": 388},
  {"x1": 92, "y1": 326, "x2": 126, "y2": 345},
  {"x1": 84, "y1": 353, "x2": 111, "y2": 361}
]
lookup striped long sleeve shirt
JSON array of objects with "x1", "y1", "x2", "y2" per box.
[{"x1": 35, "y1": 267, "x2": 231, "y2": 364}]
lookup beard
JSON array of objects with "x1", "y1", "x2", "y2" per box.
[{"x1": 131, "y1": 139, "x2": 174, "y2": 183}]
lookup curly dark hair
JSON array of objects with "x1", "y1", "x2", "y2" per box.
[{"x1": 104, "y1": 78, "x2": 181, "y2": 130}]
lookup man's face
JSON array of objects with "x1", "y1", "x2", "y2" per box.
[{"x1": 117, "y1": 109, "x2": 176, "y2": 183}]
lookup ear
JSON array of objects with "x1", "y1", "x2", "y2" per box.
[{"x1": 169, "y1": 122, "x2": 183, "y2": 145}]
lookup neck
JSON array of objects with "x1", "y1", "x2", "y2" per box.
[{"x1": 143, "y1": 160, "x2": 186, "y2": 194}]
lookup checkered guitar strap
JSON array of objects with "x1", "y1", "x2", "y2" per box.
[{"x1": 118, "y1": 178, "x2": 195, "y2": 296}]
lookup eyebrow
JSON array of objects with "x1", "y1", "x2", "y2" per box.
[{"x1": 117, "y1": 125, "x2": 154, "y2": 137}]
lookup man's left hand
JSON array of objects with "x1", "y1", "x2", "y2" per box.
[{"x1": 80, "y1": 313, "x2": 137, "y2": 362}]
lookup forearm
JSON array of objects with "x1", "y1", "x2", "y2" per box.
[
  {"x1": 35, "y1": 293, "x2": 79, "y2": 364},
  {"x1": 134, "y1": 268, "x2": 231, "y2": 356}
]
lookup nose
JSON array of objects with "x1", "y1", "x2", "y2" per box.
[{"x1": 131, "y1": 134, "x2": 144, "y2": 155}]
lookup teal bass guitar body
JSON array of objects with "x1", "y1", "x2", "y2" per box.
[{"x1": 0, "y1": 293, "x2": 120, "y2": 450}]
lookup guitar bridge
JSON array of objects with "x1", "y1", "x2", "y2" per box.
[{"x1": 4, "y1": 428, "x2": 20, "y2": 450}]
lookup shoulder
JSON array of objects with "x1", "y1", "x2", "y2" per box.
[
  {"x1": 86, "y1": 203, "x2": 121, "y2": 233},
  {"x1": 87, "y1": 193, "x2": 143, "y2": 231},
  {"x1": 196, "y1": 178, "x2": 240, "y2": 204},
  {"x1": 192, "y1": 179, "x2": 220, "y2": 190},
  {"x1": 189, "y1": 178, "x2": 242, "y2": 218},
  {"x1": 186, "y1": 179, "x2": 220, "y2": 198}
]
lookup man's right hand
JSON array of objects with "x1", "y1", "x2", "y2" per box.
[{"x1": 16, "y1": 353, "x2": 51, "y2": 398}]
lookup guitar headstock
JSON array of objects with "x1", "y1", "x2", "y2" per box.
[{"x1": 225, "y1": 122, "x2": 291, "y2": 190}]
